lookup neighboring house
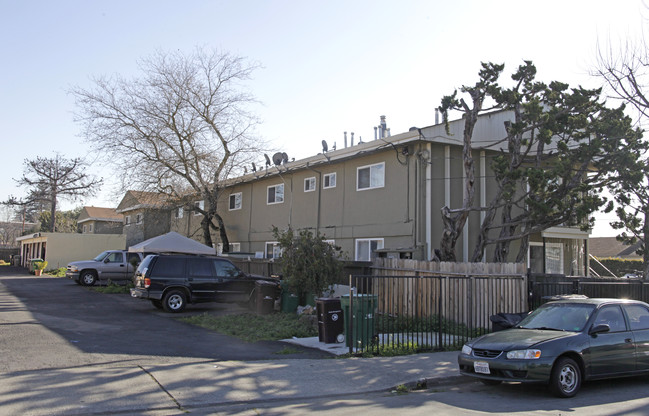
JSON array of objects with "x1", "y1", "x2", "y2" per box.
[
  {"x1": 116, "y1": 191, "x2": 171, "y2": 247},
  {"x1": 77, "y1": 206, "x2": 124, "y2": 235},
  {"x1": 589, "y1": 237, "x2": 643, "y2": 260},
  {"x1": 167, "y1": 113, "x2": 590, "y2": 276}
]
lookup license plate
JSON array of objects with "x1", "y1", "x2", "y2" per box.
[{"x1": 474, "y1": 361, "x2": 490, "y2": 374}]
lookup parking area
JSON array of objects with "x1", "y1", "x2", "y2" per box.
[{"x1": 0, "y1": 267, "x2": 330, "y2": 373}]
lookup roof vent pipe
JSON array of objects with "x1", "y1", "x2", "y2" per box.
[
  {"x1": 374, "y1": 126, "x2": 378, "y2": 141},
  {"x1": 344, "y1": 131, "x2": 348, "y2": 148},
  {"x1": 387, "y1": 128, "x2": 391, "y2": 137},
  {"x1": 435, "y1": 108, "x2": 439, "y2": 124},
  {"x1": 351, "y1": 132, "x2": 354, "y2": 146}
]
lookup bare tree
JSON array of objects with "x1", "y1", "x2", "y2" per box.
[
  {"x1": 595, "y1": 36, "x2": 649, "y2": 278},
  {"x1": 6, "y1": 155, "x2": 102, "y2": 232},
  {"x1": 70, "y1": 47, "x2": 265, "y2": 249}
]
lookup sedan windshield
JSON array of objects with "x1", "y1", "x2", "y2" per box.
[
  {"x1": 518, "y1": 303, "x2": 596, "y2": 332},
  {"x1": 93, "y1": 251, "x2": 110, "y2": 262}
]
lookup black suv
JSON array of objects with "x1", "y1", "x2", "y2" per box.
[{"x1": 130, "y1": 254, "x2": 278, "y2": 313}]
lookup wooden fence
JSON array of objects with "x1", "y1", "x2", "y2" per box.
[{"x1": 369, "y1": 258, "x2": 528, "y2": 332}]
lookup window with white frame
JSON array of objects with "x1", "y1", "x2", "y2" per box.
[
  {"x1": 194, "y1": 200, "x2": 204, "y2": 215},
  {"x1": 135, "y1": 213, "x2": 143, "y2": 225},
  {"x1": 304, "y1": 177, "x2": 316, "y2": 192},
  {"x1": 175, "y1": 207, "x2": 184, "y2": 219},
  {"x1": 267, "y1": 184, "x2": 284, "y2": 204},
  {"x1": 229, "y1": 193, "x2": 242, "y2": 210},
  {"x1": 217, "y1": 242, "x2": 241, "y2": 255},
  {"x1": 265, "y1": 242, "x2": 282, "y2": 259},
  {"x1": 89, "y1": 223, "x2": 93, "y2": 233},
  {"x1": 545, "y1": 242, "x2": 564, "y2": 274},
  {"x1": 323, "y1": 172, "x2": 336, "y2": 189},
  {"x1": 357, "y1": 162, "x2": 385, "y2": 190},
  {"x1": 124, "y1": 215, "x2": 131, "y2": 226},
  {"x1": 355, "y1": 238, "x2": 384, "y2": 261},
  {"x1": 82, "y1": 225, "x2": 87, "y2": 233}
]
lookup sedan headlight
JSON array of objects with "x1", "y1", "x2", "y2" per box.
[
  {"x1": 461, "y1": 345, "x2": 473, "y2": 355},
  {"x1": 507, "y1": 349, "x2": 541, "y2": 359},
  {"x1": 68, "y1": 265, "x2": 78, "y2": 272}
]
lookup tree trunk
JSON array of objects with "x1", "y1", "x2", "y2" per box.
[
  {"x1": 214, "y1": 213, "x2": 230, "y2": 253},
  {"x1": 50, "y1": 193, "x2": 57, "y2": 232}
]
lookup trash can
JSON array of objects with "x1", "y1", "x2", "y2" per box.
[
  {"x1": 340, "y1": 294, "x2": 378, "y2": 348},
  {"x1": 316, "y1": 298, "x2": 344, "y2": 343},
  {"x1": 29, "y1": 258, "x2": 43, "y2": 273},
  {"x1": 280, "y1": 281, "x2": 299, "y2": 313},
  {"x1": 255, "y1": 280, "x2": 278, "y2": 314},
  {"x1": 490, "y1": 312, "x2": 529, "y2": 331}
]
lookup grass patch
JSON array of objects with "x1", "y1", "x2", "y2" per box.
[
  {"x1": 179, "y1": 312, "x2": 317, "y2": 343},
  {"x1": 274, "y1": 346, "x2": 302, "y2": 355}
]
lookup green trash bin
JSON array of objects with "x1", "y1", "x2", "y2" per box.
[
  {"x1": 340, "y1": 294, "x2": 378, "y2": 348},
  {"x1": 280, "y1": 281, "x2": 299, "y2": 313}
]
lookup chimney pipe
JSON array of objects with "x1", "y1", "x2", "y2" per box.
[
  {"x1": 435, "y1": 108, "x2": 439, "y2": 124},
  {"x1": 344, "y1": 131, "x2": 348, "y2": 148},
  {"x1": 374, "y1": 126, "x2": 378, "y2": 141},
  {"x1": 351, "y1": 132, "x2": 354, "y2": 146}
]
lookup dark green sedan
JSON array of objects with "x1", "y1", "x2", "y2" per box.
[{"x1": 458, "y1": 298, "x2": 649, "y2": 397}]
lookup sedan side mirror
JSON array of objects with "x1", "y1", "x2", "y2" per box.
[{"x1": 589, "y1": 323, "x2": 610, "y2": 335}]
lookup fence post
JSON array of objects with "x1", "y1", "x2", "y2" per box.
[{"x1": 348, "y1": 274, "x2": 354, "y2": 355}]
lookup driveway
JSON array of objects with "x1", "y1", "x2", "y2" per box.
[{"x1": 0, "y1": 266, "x2": 330, "y2": 373}]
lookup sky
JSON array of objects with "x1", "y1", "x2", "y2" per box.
[{"x1": 1, "y1": 0, "x2": 646, "y2": 235}]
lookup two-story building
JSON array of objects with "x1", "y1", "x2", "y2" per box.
[
  {"x1": 166, "y1": 113, "x2": 589, "y2": 276},
  {"x1": 78, "y1": 206, "x2": 124, "y2": 235},
  {"x1": 116, "y1": 190, "x2": 171, "y2": 248}
]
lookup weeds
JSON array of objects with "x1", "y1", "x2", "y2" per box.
[
  {"x1": 179, "y1": 312, "x2": 317, "y2": 343},
  {"x1": 90, "y1": 280, "x2": 133, "y2": 294}
]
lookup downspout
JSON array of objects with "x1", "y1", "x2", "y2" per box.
[
  {"x1": 480, "y1": 150, "x2": 486, "y2": 262},
  {"x1": 426, "y1": 143, "x2": 433, "y2": 260},
  {"x1": 276, "y1": 169, "x2": 293, "y2": 227},
  {"x1": 247, "y1": 182, "x2": 254, "y2": 252},
  {"x1": 306, "y1": 163, "x2": 322, "y2": 232}
]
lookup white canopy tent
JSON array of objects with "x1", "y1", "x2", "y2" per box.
[{"x1": 128, "y1": 231, "x2": 216, "y2": 255}]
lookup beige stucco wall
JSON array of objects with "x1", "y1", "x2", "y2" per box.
[{"x1": 18, "y1": 233, "x2": 127, "y2": 270}]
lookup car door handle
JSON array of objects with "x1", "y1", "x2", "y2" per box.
[{"x1": 626, "y1": 338, "x2": 633, "y2": 343}]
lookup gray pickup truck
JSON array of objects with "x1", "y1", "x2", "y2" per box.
[{"x1": 66, "y1": 250, "x2": 144, "y2": 286}]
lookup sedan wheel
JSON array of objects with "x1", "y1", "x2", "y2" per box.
[
  {"x1": 80, "y1": 271, "x2": 97, "y2": 286},
  {"x1": 162, "y1": 290, "x2": 187, "y2": 313},
  {"x1": 550, "y1": 357, "x2": 581, "y2": 398}
]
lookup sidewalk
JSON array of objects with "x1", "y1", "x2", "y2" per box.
[{"x1": 0, "y1": 350, "x2": 463, "y2": 415}]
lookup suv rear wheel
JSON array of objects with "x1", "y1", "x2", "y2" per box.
[{"x1": 162, "y1": 289, "x2": 187, "y2": 313}]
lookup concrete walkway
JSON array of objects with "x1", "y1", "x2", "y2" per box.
[{"x1": 0, "y1": 351, "x2": 462, "y2": 415}]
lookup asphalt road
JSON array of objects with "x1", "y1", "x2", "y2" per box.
[{"x1": 0, "y1": 265, "x2": 329, "y2": 374}]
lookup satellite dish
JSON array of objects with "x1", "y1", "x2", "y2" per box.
[
  {"x1": 252, "y1": 162, "x2": 256, "y2": 172},
  {"x1": 322, "y1": 140, "x2": 328, "y2": 153},
  {"x1": 264, "y1": 154, "x2": 271, "y2": 167},
  {"x1": 282, "y1": 152, "x2": 289, "y2": 164},
  {"x1": 272, "y1": 152, "x2": 284, "y2": 166}
]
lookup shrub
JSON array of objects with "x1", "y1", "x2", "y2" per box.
[{"x1": 273, "y1": 226, "x2": 345, "y2": 300}]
